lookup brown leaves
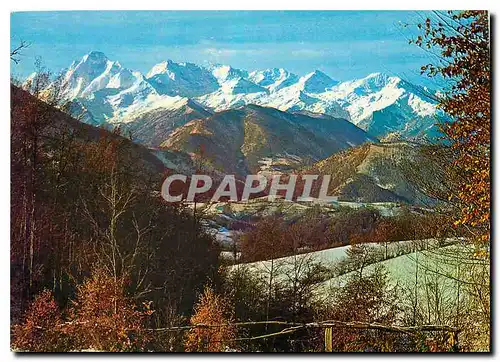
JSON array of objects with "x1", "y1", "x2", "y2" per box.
[
  {"x1": 415, "y1": 11, "x2": 490, "y2": 245},
  {"x1": 67, "y1": 268, "x2": 151, "y2": 351},
  {"x1": 12, "y1": 290, "x2": 66, "y2": 352},
  {"x1": 184, "y1": 286, "x2": 237, "y2": 352},
  {"x1": 12, "y1": 269, "x2": 153, "y2": 352}
]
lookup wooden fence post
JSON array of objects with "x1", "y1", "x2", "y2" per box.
[{"x1": 324, "y1": 327, "x2": 333, "y2": 352}]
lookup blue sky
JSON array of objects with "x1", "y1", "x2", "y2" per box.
[{"x1": 11, "y1": 11, "x2": 435, "y2": 85}]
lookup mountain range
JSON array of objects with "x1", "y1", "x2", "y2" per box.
[
  {"x1": 19, "y1": 51, "x2": 449, "y2": 205},
  {"x1": 24, "y1": 51, "x2": 443, "y2": 145}
]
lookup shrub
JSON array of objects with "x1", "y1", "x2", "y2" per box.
[
  {"x1": 12, "y1": 290, "x2": 68, "y2": 352},
  {"x1": 67, "y1": 268, "x2": 151, "y2": 352},
  {"x1": 185, "y1": 286, "x2": 237, "y2": 352}
]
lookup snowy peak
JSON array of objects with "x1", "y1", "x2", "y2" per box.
[
  {"x1": 68, "y1": 51, "x2": 113, "y2": 81},
  {"x1": 59, "y1": 51, "x2": 127, "y2": 99},
  {"x1": 107, "y1": 68, "x2": 137, "y2": 90},
  {"x1": 105, "y1": 71, "x2": 158, "y2": 110},
  {"x1": 220, "y1": 77, "x2": 268, "y2": 95},
  {"x1": 22, "y1": 72, "x2": 40, "y2": 92},
  {"x1": 356, "y1": 72, "x2": 395, "y2": 93},
  {"x1": 327, "y1": 73, "x2": 440, "y2": 139},
  {"x1": 79, "y1": 61, "x2": 124, "y2": 98},
  {"x1": 335, "y1": 72, "x2": 398, "y2": 98},
  {"x1": 195, "y1": 67, "x2": 348, "y2": 119},
  {"x1": 82, "y1": 50, "x2": 109, "y2": 63},
  {"x1": 263, "y1": 86, "x2": 350, "y2": 120},
  {"x1": 300, "y1": 70, "x2": 339, "y2": 93},
  {"x1": 209, "y1": 64, "x2": 249, "y2": 84},
  {"x1": 362, "y1": 72, "x2": 392, "y2": 86},
  {"x1": 146, "y1": 60, "x2": 219, "y2": 97},
  {"x1": 248, "y1": 68, "x2": 299, "y2": 91}
]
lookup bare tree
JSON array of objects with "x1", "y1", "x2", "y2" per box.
[{"x1": 10, "y1": 40, "x2": 30, "y2": 64}]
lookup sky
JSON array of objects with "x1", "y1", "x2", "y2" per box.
[{"x1": 11, "y1": 11, "x2": 436, "y2": 85}]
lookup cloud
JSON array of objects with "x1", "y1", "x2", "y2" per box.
[
  {"x1": 290, "y1": 49, "x2": 328, "y2": 58},
  {"x1": 202, "y1": 47, "x2": 270, "y2": 57}
]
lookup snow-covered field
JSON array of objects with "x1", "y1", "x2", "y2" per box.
[
  {"x1": 231, "y1": 238, "x2": 442, "y2": 273},
  {"x1": 229, "y1": 238, "x2": 472, "y2": 299},
  {"x1": 320, "y1": 243, "x2": 472, "y2": 292}
]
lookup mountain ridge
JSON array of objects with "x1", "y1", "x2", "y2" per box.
[
  {"x1": 162, "y1": 104, "x2": 376, "y2": 176},
  {"x1": 25, "y1": 51, "x2": 443, "y2": 142}
]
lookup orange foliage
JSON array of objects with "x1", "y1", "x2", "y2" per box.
[
  {"x1": 415, "y1": 11, "x2": 490, "y2": 244},
  {"x1": 12, "y1": 290, "x2": 66, "y2": 352},
  {"x1": 185, "y1": 286, "x2": 237, "y2": 352},
  {"x1": 67, "y1": 268, "x2": 152, "y2": 351}
]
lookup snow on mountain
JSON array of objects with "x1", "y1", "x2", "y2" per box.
[
  {"x1": 21, "y1": 72, "x2": 48, "y2": 94},
  {"x1": 56, "y1": 51, "x2": 156, "y2": 103},
  {"x1": 195, "y1": 68, "x2": 349, "y2": 119},
  {"x1": 324, "y1": 73, "x2": 407, "y2": 123},
  {"x1": 195, "y1": 68, "x2": 350, "y2": 119},
  {"x1": 325, "y1": 73, "x2": 436, "y2": 120},
  {"x1": 112, "y1": 95, "x2": 212, "y2": 146},
  {"x1": 107, "y1": 87, "x2": 187, "y2": 123},
  {"x1": 194, "y1": 64, "x2": 269, "y2": 111},
  {"x1": 58, "y1": 51, "x2": 123, "y2": 99},
  {"x1": 47, "y1": 52, "x2": 203, "y2": 127},
  {"x1": 208, "y1": 64, "x2": 249, "y2": 84},
  {"x1": 146, "y1": 60, "x2": 219, "y2": 97},
  {"x1": 248, "y1": 68, "x2": 299, "y2": 92},
  {"x1": 22, "y1": 72, "x2": 38, "y2": 89},
  {"x1": 407, "y1": 93, "x2": 436, "y2": 117},
  {"x1": 34, "y1": 52, "x2": 441, "y2": 141},
  {"x1": 264, "y1": 87, "x2": 351, "y2": 120},
  {"x1": 220, "y1": 77, "x2": 268, "y2": 95},
  {"x1": 299, "y1": 70, "x2": 339, "y2": 93},
  {"x1": 316, "y1": 72, "x2": 440, "y2": 138}
]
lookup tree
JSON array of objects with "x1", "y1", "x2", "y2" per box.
[
  {"x1": 323, "y1": 266, "x2": 401, "y2": 352},
  {"x1": 11, "y1": 69, "x2": 58, "y2": 313},
  {"x1": 185, "y1": 286, "x2": 237, "y2": 352},
  {"x1": 11, "y1": 84, "x2": 220, "y2": 349},
  {"x1": 10, "y1": 40, "x2": 30, "y2": 64},
  {"x1": 411, "y1": 10, "x2": 490, "y2": 351},
  {"x1": 67, "y1": 267, "x2": 151, "y2": 352},
  {"x1": 12, "y1": 290, "x2": 67, "y2": 352},
  {"x1": 413, "y1": 11, "x2": 490, "y2": 245}
]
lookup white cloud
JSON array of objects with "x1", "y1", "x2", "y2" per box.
[{"x1": 202, "y1": 47, "x2": 270, "y2": 57}]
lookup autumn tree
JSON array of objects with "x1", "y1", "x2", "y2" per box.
[
  {"x1": 10, "y1": 69, "x2": 60, "y2": 314},
  {"x1": 11, "y1": 83, "x2": 220, "y2": 349},
  {"x1": 413, "y1": 11, "x2": 490, "y2": 245},
  {"x1": 12, "y1": 290, "x2": 67, "y2": 352},
  {"x1": 185, "y1": 286, "x2": 237, "y2": 352},
  {"x1": 411, "y1": 10, "x2": 490, "y2": 350},
  {"x1": 67, "y1": 267, "x2": 151, "y2": 352}
]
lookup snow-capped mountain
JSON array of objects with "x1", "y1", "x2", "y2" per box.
[
  {"x1": 316, "y1": 72, "x2": 440, "y2": 138},
  {"x1": 146, "y1": 60, "x2": 219, "y2": 97},
  {"x1": 300, "y1": 70, "x2": 340, "y2": 93},
  {"x1": 209, "y1": 64, "x2": 249, "y2": 84},
  {"x1": 59, "y1": 51, "x2": 129, "y2": 99},
  {"x1": 34, "y1": 51, "x2": 441, "y2": 142},
  {"x1": 42, "y1": 52, "x2": 211, "y2": 130},
  {"x1": 248, "y1": 68, "x2": 299, "y2": 92},
  {"x1": 194, "y1": 67, "x2": 350, "y2": 120}
]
